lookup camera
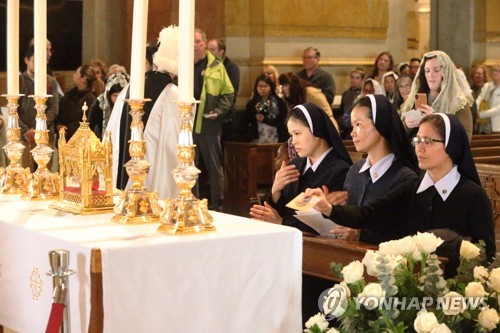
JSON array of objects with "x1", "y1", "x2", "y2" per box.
[{"x1": 256, "y1": 100, "x2": 271, "y2": 116}]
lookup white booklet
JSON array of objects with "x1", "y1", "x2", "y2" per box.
[{"x1": 294, "y1": 209, "x2": 338, "y2": 236}]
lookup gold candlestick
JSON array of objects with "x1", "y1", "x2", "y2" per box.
[
  {"x1": 0, "y1": 94, "x2": 31, "y2": 194},
  {"x1": 157, "y1": 101, "x2": 214, "y2": 234},
  {"x1": 112, "y1": 99, "x2": 163, "y2": 223},
  {"x1": 24, "y1": 95, "x2": 59, "y2": 200}
]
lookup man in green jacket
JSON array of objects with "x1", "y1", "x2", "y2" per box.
[{"x1": 193, "y1": 29, "x2": 234, "y2": 211}]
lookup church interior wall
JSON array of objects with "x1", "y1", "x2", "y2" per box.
[{"x1": 0, "y1": 0, "x2": 499, "y2": 109}]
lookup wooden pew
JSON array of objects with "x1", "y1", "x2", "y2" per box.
[
  {"x1": 303, "y1": 235, "x2": 376, "y2": 282},
  {"x1": 472, "y1": 146, "x2": 500, "y2": 158},
  {"x1": 471, "y1": 139, "x2": 500, "y2": 148},
  {"x1": 223, "y1": 142, "x2": 280, "y2": 217},
  {"x1": 476, "y1": 163, "x2": 500, "y2": 250},
  {"x1": 473, "y1": 134, "x2": 500, "y2": 141}
]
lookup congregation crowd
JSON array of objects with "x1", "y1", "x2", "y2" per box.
[{"x1": 1, "y1": 28, "x2": 499, "y2": 271}]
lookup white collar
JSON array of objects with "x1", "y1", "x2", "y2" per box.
[
  {"x1": 358, "y1": 153, "x2": 395, "y2": 183},
  {"x1": 304, "y1": 147, "x2": 333, "y2": 174},
  {"x1": 416, "y1": 165, "x2": 461, "y2": 201}
]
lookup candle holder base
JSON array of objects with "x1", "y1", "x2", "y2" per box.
[
  {"x1": 111, "y1": 98, "x2": 162, "y2": 224},
  {"x1": 157, "y1": 101, "x2": 215, "y2": 235},
  {"x1": 23, "y1": 169, "x2": 60, "y2": 200},
  {"x1": 112, "y1": 189, "x2": 163, "y2": 224},
  {"x1": 158, "y1": 197, "x2": 215, "y2": 235},
  {"x1": 0, "y1": 143, "x2": 31, "y2": 194}
]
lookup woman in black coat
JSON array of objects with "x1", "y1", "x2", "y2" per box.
[{"x1": 245, "y1": 74, "x2": 288, "y2": 143}]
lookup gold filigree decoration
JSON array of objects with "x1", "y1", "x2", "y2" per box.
[{"x1": 29, "y1": 267, "x2": 43, "y2": 301}]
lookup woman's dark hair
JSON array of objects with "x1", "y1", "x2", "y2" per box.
[
  {"x1": 419, "y1": 113, "x2": 445, "y2": 140},
  {"x1": 251, "y1": 74, "x2": 276, "y2": 99},
  {"x1": 417, "y1": 55, "x2": 437, "y2": 93},
  {"x1": 278, "y1": 72, "x2": 308, "y2": 106},
  {"x1": 246, "y1": 74, "x2": 278, "y2": 111},
  {"x1": 146, "y1": 45, "x2": 158, "y2": 68},
  {"x1": 79, "y1": 65, "x2": 101, "y2": 94},
  {"x1": 392, "y1": 74, "x2": 413, "y2": 109},
  {"x1": 371, "y1": 51, "x2": 394, "y2": 78},
  {"x1": 24, "y1": 45, "x2": 35, "y2": 58},
  {"x1": 106, "y1": 83, "x2": 124, "y2": 106},
  {"x1": 352, "y1": 96, "x2": 374, "y2": 120},
  {"x1": 286, "y1": 105, "x2": 310, "y2": 130}
]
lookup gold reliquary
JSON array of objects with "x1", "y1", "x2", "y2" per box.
[{"x1": 50, "y1": 103, "x2": 114, "y2": 214}]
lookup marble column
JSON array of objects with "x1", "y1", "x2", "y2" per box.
[{"x1": 430, "y1": 0, "x2": 486, "y2": 72}]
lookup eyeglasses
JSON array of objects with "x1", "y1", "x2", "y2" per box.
[
  {"x1": 399, "y1": 84, "x2": 412, "y2": 89},
  {"x1": 411, "y1": 136, "x2": 445, "y2": 147}
]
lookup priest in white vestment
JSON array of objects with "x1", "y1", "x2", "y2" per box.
[{"x1": 106, "y1": 26, "x2": 180, "y2": 199}]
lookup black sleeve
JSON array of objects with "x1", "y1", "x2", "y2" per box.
[
  {"x1": 330, "y1": 180, "x2": 414, "y2": 229},
  {"x1": 467, "y1": 186, "x2": 496, "y2": 261},
  {"x1": 88, "y1": 100, "x2": 104, "y2": 136}
]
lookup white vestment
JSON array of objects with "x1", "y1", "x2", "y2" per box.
[
  {"x1": 105, "y1": 82, "x2": 180, "y2": 200},
  {"x1": 106, "y1": 83, "x2": 129, "y2": 189},
  {"x1": 142, "y1": 83, "x2": 180, "y2": 199}
]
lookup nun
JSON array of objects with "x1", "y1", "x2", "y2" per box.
[
  {"x1": 332, "y1": 94, "x2": 420, "y2": 244},
  {"x1": 308, "y1": 113, "x2": 495, "y2": 270},
  {"x1": 249, "y1": 102, "x2": 352, "y2": 233}
]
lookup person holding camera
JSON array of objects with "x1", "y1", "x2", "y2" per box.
[{"x1": 245, "y1": 74, "x2": 288, "y2": 143}]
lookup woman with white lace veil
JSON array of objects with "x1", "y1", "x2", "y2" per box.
[{"x1": 401, "y1": 50, "x2": 474, "y2": 141}]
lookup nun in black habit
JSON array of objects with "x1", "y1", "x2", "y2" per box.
[
  {"x1": 308, "y1": 113, "x2": 495, "y2": 272},
  {"x1": 335, "y1": 94, "x2": 420, "y2": 244},
  {"x1": 250, "y1": 102, "x2": 352, "y2": 233}
]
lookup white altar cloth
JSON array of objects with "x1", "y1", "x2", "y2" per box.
[{"x1": 0, "y1": 195, "x2": 302, "y2": 332}]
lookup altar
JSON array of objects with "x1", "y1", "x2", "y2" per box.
[{"x1": 0, "y1": 195, "x2": 302, "y2": 332}]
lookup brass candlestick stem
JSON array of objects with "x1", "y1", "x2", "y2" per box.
[
  {"x1": 24, "y1": 95, "x2": 59, "y2": 200},
  {"x1": 112, "y1": 99, "x2": 163, "y2": 223},
  {"x1": 0, "y1": 94, "x2": 31, "y2": 193},
  {"x1": 157, "y1": 101, "x2": 214, "y2": 234}
]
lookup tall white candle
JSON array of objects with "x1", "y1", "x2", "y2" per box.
[
  {"x1": 129, "y1": 0, "x2": 148, "y2": 100},
  {"x1": 34, "y1": 0, "x2": 47, "y2": 96},
  {"x1": 178, "y1": 0, "x2": 195, "y2": 102},
  {"x1": 7, "y1": 0, "x2": 20, "y2": 95}
]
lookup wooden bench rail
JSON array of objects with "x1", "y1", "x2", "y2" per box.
[{"x1": 224, "y1": 142, "x2": 281, "y2": 217}]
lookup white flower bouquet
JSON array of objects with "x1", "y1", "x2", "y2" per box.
[{"x1": 305, "y1": 232, "x2": 500, "y2": 333}]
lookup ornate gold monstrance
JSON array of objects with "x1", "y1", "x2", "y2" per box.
[{"x1": 50, "y1": 103, "x2": 114, "y2": 214}]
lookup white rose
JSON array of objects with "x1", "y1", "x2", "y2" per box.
[
  {"x1": 305, "y1": 312, "x2": 327, "y2": 329},
  {"x1": 341, "y1": 260, "x2": 364, "y2": 283},
  {"x1": 474, "y1": 266, "x2": 489, "y2": 282},
  {"x1": 322, "y1": 282, "x2": 350, "y2": 318},
  {"x1": 412, "y1": 249, "x2": 423, "y2": 261},
  {"x1": 385, "y1": 254, "x2": 404, "y2": 273},
  {"x1": 440, "y1": 291, "x2": 465, "y2": 316},
  {"x1": 414, "y1": 310, "x2": 439, "y2": 333},
  {"x1": 396, "y1": 235, "x2": 417, "y2": 254},
  {"x1": 414, "y1": 232, "x2": 444, "y2": 254},
  {"x1": 430, "y1": 323, "x2": 452, "y2": 333},
  {"x1": 488, "y1": 268, "x2": 500, "y2": 293},
  {"x1": 460, "y1": 240, "x2": 481, "y2": 260},
  {"x1": 379, "y1": 240, "x2": 400, "y2": 256},
  {"x1": 362, "y1": 250, "x2": 379, "y2": 276},
  {"x1": 478, "y1": 307, "x2": 500, "y2": 331},
  {"x1": 465, "y1": 281, "x2": 487, "y2": 298},
  {"x1": 357, "y1": 283, "x2": 385, "y2": 308}
]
